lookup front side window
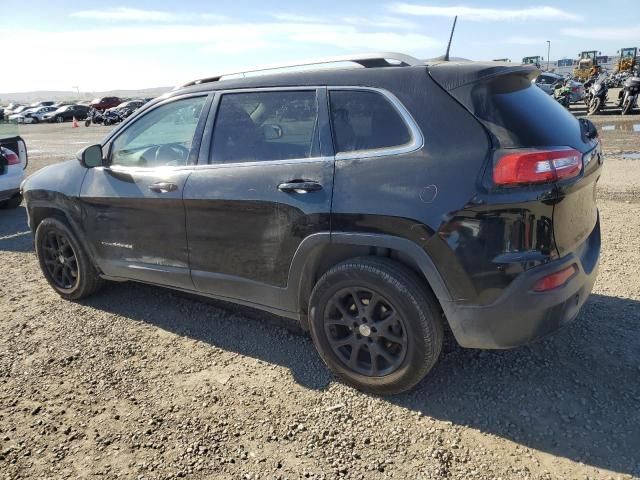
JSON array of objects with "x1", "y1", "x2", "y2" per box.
[
  {"x1": 329, "y1": 90, "x2": 412, "y2": 154},
  {"x1": 109, "y1": 96, "x2": 206, "y2": 168},
  {"x1": 210, "y1": 90, "x2": 318, "y2": 164}
]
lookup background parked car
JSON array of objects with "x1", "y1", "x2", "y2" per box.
[
  {"x1": 564, "y1": 79, "x2": 585, "y2": 103},
  {"x1": 44, "y1": 104, "x2": 90, "y2": 123},
  {"x1": 29, "y1": 101, "x2": 55, "y2": 108},
  {"x1": 23, "y1": 106, "x2": 57, "y2": 124},
  {"x1": 0, "y1": 135, "x2": 27, "y2": 209},
  {"x1": 106, "y1": 99, "x2": 144, "y2": 114},
  {"x1": 90, "y1": 97, "x2": 121, "y2": 111},
  {"x1": 535, "y1": 73, "x2": 584, "y2": 104},
  {"x1": 534, "y1": 72, "x2": 565, "y2": 95},
  {"x1": 7, "y1": 106, "x2": 32, "y2": 122}
]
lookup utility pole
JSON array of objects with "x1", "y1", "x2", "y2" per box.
[{"x1": 546, "y1": 41, "x2": 551, "y2": 71}]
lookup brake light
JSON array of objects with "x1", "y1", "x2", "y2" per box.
[
  {"x1": 494, "y1": 148, "x2": 582, "y2": 186},
  {"x1": 1, "y1": 148, "x2": 20, "y2": 166},
  {"x1": 533, "y1": 264, "x2": 577, "y2": 292}
]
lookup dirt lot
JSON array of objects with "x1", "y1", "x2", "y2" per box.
[{"x1": 1, "y1": 114, "x2": 639, "y2": 479}]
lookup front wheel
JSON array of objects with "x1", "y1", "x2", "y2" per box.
[
  {"x1": 35, "y1": 217, "x2": 105, "y2": 300},
  {"x1": 85, "y1": 119, "x2": 91, "y2": 127},
  {"x1": 309, "y1": 257, "x2": 443, "y2": 395},
  {"x1": 56, "y1": 115, "x2": 64, "y2": 123},
  {"x1": 621, "y1": 96, "x2": 635, "y2": 115},
  {"x1": 588, "y1": 97, "x2": 602, "y2": 115}
]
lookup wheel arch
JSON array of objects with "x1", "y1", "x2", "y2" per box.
[
  {"x1": 290, "y1": 232, "x2": 453, "y2": 330},
  {"x1": 29, "y1": 203, "x2": 103, "y2": 274}
]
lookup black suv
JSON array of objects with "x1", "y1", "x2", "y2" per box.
[{"x1": 22, "y1": 53, "x2": 602, "y2": 394}]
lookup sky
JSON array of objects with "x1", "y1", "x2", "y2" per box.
[{"x1": 1, "y1": 0, "x2": 639, "y2": 93}]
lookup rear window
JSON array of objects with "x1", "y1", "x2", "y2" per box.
[
  {"x1": 329, "y1": 90, "x2": 411, "y2": 154},
  {"x1": 465, "y1": 74, "x2": 585, "y2": 149}
]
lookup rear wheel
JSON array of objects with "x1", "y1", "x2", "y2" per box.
[
  {"x1": 309, "y1": 257, "x2": 443, "y2": 395},
  {"x1": 35, "y1": 217, "x2": 105, "y2": 300}
]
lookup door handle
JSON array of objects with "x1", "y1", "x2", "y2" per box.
[
  {"x1": 277, "y1": 181, "x2": 323, "y2": 194},
  {"x1": 149, "y1": 181, "x2": 178, "y2": 193}
]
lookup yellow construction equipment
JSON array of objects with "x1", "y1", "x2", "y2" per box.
[
  {"x1": 573, "y1": 51, "x2": 599, "y2": 82},
  {"x1": 616, "y1": 47, "x2": 637, "y2": 73}
]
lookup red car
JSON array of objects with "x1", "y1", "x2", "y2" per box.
[{"x1": 89, "y1": 97, "x2": 121, "y2": 111}]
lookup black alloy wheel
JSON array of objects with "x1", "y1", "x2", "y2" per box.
[
  {"x1": 324, "y1": 287, "x2": 408, "y2": 377},
  {"x1": 41, "y1": 230, "x2": 79, "y2": 290},
  {"x1": 35, "y1": 217, "x2": 105, "y2": 299},
  {"x1": 309, "y1": 257, "x2": 443, "y2": 395}
]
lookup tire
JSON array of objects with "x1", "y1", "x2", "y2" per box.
[
  {"x1": 35, "y1": 217, "x2": 105, "y2": 300},
  {"x1": 622, "y1": 99, "x2": 633, "y2": 115},
  {"x1": 308, "y1": 257, "x2": 443, "y2": 395},
  {"x1": 588, "y1": 97, "x2": 602, "y2": 115},
  {"x1": 1, "y1": 195, "x2": 22, "y2": 209},
  {"x1": 56, "y1": 115, "x2": 64, "y2": 123},
  {"x1": 31, "y1": 117, "x2": 39, "y2": 124}
]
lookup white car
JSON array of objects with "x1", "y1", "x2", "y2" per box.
[
  {"x1": 0, "y1": 137, "x2": 28, "y2": 209},
  {"x1": 7, "y1": 106, "x2": 34, "y2": 122},
  {"x1": 22, "y1": 106, "x2": 57, "y2": 124}
]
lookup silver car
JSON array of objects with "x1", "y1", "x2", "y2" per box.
[{"x1": 535, "y1": 73, "x2": 584, "y2": 103}]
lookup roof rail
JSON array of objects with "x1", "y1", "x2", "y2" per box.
[{"x1": 179, "y1": 52, "x2": 422, "y2": 88}]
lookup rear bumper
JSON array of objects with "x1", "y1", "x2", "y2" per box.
[{"x1": 445, "y1": 215, "x2": 600, "y2": 349}]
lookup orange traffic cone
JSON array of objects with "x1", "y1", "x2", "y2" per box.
[{"x1": 72, "y1": 116, "x2": 79, "y2": 128}]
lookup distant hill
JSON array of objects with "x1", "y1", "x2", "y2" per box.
[{"x1": 0, "y1": 87, "x2": 172, "y2": 104}]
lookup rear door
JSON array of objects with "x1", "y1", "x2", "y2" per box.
[
  {"x1": 183, "y1": 88, "x2": 333, "y2": 309},
  {"x1": 79, "y1": 93, "x2": 211, "y2": 289}
]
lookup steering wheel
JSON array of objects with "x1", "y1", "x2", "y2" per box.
[{"x1": 154, "y1": 144, "x2": 190, "y2": 166}]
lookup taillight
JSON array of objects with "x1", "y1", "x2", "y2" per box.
[
  {"x1": 572, "y1": 87, "x2": 579, "y2": 93},
  {"x1": 533, "y1": 264, "x2": 577, "y2": 292},
  {"x1": 2, "y1": 148, "x2": 20, "y2": 166},
  {"x1": 494, "y1": 148, "x2": 582, "y2": 186}
]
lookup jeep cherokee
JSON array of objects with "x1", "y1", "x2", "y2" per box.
[{"x1": 22, "y1": 53, "x2": 602, "y2": 394}]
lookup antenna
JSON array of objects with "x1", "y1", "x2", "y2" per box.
[{"x1": 444, "y1": 16, "x2": 457, "y2": 61}]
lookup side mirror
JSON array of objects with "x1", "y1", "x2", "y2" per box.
[
  {"x1": 262, "y1": 124, "x2": 283, "y2": 140},
  {"x1": 78, "y1": 144, "x2": 103, "y2": 168}
]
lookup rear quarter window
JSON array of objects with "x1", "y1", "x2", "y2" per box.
[
  {"x1": 467, "y1": 74, "x2": 585, "y2": 149},
  {"x1": 329, "y1": 90, "x2": 412, "y2": 154}
]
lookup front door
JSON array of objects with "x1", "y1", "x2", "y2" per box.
[
  {"x1": 79, "y1": 94, "x2": 210, "y2": 289},
  {"x1": 183, "y1": 88, "x2": 333, "y2": 311}
]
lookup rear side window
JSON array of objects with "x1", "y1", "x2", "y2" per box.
[
  {"x1": 211, "y1": 90, "x2": 319, "y2": 164},
  {"x1": 329, "y1": 90, "x2": 411, "y2": 154},
  {"x1": 465, "y1": 74, "x2": 585, "y2": 148}
]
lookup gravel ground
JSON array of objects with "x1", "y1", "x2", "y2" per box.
[{"x1": 1, "y1": 117, "x2": 639, "y2": 480}]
